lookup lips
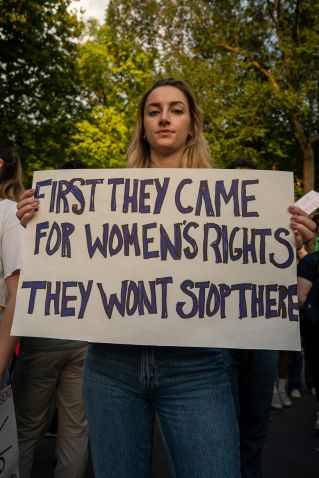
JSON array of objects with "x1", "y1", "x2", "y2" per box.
[{"x1": 156, "y1": 129, "x2": 174, "y2": 134}]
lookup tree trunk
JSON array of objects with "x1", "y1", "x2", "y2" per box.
[
  {"x1": 291, "y1": 116, "x2": 315, "y2": 193},
  {"x1": 302, "y1": 143, "x2": 316, "y2": 252},
  {"x1": 302, "y1": 144, "x2": 315, "y2": 193}
]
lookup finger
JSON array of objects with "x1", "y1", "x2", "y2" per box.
[
  {"x1": 290, "y1": 214, "x2": 316, "y2": 232},
  {"x1": 20, "y1": 188, "x2": 36, "y2": 201},
  {"x1": 288, "y1": 205, "x2": 317, "y2": 241},
  {"x1": 16, "y1": 204, "x2": 38, "y2": 224},
  {"x1": 20, "y1": 210, "x2": 36, "y2": 228},
  {"x1": 288, "y1": 205, "x2": 309, "y2": 217},
  {"x1": 16, "y1": 197, "x2": 39, "y2": 213},
  {"x1": 291, "y1": 223, "x2": 315, "y2": 244},
  {"x1": 289, "y1": 209, "x2": 316, "y2": 230}
]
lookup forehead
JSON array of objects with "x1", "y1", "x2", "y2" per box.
[{"x1": 145, "y1": 86, "x2": 188, "y2": 107}]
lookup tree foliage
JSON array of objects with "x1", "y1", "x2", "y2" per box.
[
  {"x1": 185, "y1": 0, "x2": 319, "y2": 190},
  {"x1": 66, "y1": 20, "x2": 156, "y2": 168},
  {"x1": 105, "y1": 0, "x2": 319, "y2": 191},
  {"x1": 0, "y1": 0, "x2": 83, "y2": 183},
  {"x1": 67, "y1": 107, "x2": 129, "y2": 168},
  {"x1": 0, "y1": 0, "x2": 318, "y2": 193}
]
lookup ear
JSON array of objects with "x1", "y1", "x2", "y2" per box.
[{"x1": 0, "y1": 159, "x2": 4, "y2": 169}]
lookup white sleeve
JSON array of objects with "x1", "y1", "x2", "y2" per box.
[{"x1": 2, "y1": 204, "x2": 25, "y2": 279}]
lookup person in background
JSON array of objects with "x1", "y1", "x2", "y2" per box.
[
  {"x1": 15, "y1": 80, "x2": 316, "y2": 478},
  {"x1": 287, "y1": 213, "x2": 318, "y2": 401},
  {"x1": 313, "y1": 213, "x2": 319, "y2": 251},
  {"x1": 6, "y1": 160, "x2": 89, "y2": 478},
  {"x1": 225, "y1": 158, "x2": 258, "y2": 170},
  {"x1": 288, "y1": 348, "x2": 315, "y2": 399},
  {"x1": 288, "y1": 350, "x2": 303, "y2": 399},
  {"x1": 297, "y1": 215, "x2": 319, "y2": 431},
  {"x1": 0, "y1": 145, "x2": 25, "y2": 388},
  {"x1": 224, "y1": 158, "x2": 315, "y2": 474},
  {"x1": 272, "y1": 351, "x2": 292, "y2": 409},
  {"x1": 224, "y1": 157, "x2": 281, "y2": 478}
]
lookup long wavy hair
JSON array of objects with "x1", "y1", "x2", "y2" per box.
[
  {"x1": 126, "y1": 78, "x2": 212, "y2": 169},
  {"x1": 0, "y1": 145, "x2": 24, "y2": 201}
]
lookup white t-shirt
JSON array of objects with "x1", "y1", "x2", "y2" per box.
[{"x1": 0, "y1": 199, "x2": 25, "y2": 308}]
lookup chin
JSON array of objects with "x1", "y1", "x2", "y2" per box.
[{"x1": 158, "y1": 146, "x2": 177, "y2": 155}]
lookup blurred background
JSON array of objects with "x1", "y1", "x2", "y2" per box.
[{"x1": 0, "y1": 0, "x2": 318, "y2": 195}]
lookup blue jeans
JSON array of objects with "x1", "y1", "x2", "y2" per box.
[
  {"x1": 224, "y1": 349, "x2": 278, "y2": 478},
  {"x1": 83, "y1": 344, "x2": 240, "y2": 478}
]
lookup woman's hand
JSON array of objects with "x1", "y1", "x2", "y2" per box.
[
  {"x1": 288, "y1": 205, "x2": 316, "y2": 250},
  {"x1": 16, "y1": 189, "x2": 39, "y2": 227}
]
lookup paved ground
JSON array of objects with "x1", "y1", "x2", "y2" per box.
[
  {"x1": 32, "y1": 390, "x2": 319, "y2": 477},
  {"x1": 262, "y1": 392, "x2": 319, "y2": 478}
]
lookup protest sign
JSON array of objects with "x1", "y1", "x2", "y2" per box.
[
  {"x1": 12, "y1": 168, "x2": 300, "y2": 350},
  {"x1": 0, "y1": 386, "x2": 19, "y2": 478},
  {"x1": 294, "y1": 190, "x2": 319, "y2": 215}
]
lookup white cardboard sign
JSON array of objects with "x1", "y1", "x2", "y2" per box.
[
  {"x1": 12, "y1": 169, "x2": 300, "y2": 350},
  {"x1": 0, "y1": 386, "x2": 20, "y2": 478},
  {"x1": 294, "y1": 190, "x2": 319, "y2": 215}
]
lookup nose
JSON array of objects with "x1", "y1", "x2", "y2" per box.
[{"x1": 159, "y1": 109, "x2": 171, "y2": 126}]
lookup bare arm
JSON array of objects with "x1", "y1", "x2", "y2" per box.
[
  {"x1": 0, "y1": 272, "x2": 19, "y2": 378},
  {"x1": 297, "y1": 276, "x2": 313, "y2": 309},
  {"x1": 296, "y1": 245, "x2": 308, "y2": 260}
]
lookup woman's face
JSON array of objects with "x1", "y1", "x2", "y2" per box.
[{"x1": 143, "y1": 86, "x2": 191, "y2": 160}]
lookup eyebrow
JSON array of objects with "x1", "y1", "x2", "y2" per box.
[{"x1": 146, "y1": 101, "x2": 186, "y2": 108}]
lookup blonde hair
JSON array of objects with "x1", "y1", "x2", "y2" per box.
[
  {"x1": 0, "y1": 145, "x2": 24, "y2": 201},
  {"x1": 126, "y1": 78, "x2": 212, "y2": 169}
]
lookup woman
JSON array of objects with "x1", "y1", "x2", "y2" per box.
[
  {"x1": 16, "y1": 78, "x2": 316, "y2": 478},
  {"x1": 11, "y1": 160, "x2": 89, "y2": 478},
  {"x1": 0, "y1": 145, "x2": 25, "y2": 384},
  {"x1": 297, "y1": 215, "x2": 319, "y2": 431}
]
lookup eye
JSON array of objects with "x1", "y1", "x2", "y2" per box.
[
  {"x1": 172, "y1": 109, "x2": 184, "y2": 115},
  {"x1": 148, "y1": 110, "x2": 160, "y2": 116}
]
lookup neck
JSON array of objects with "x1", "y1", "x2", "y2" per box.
[{"x1": 149, "y1": 150, "x2": 183, "y2": 168}]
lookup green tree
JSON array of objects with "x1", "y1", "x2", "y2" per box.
[
  {"x1": 105, "y1": 0, "x2": 319, "y2": 191},
  {"x1": 67, "y1": 107, "x2": 129, "y2": 168},
  {"x1": 67, "y1": 21, "x2": 156, "y2": 167},
  {"x1": 184, "y1": 0, "x2": 319, "y2": 190},
  {"x1": 106, "y1": 0, "x2": 160, "y2": 53},
  {"x1": 0, "y1": 0, "x2": 83, "y2": 183}
]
